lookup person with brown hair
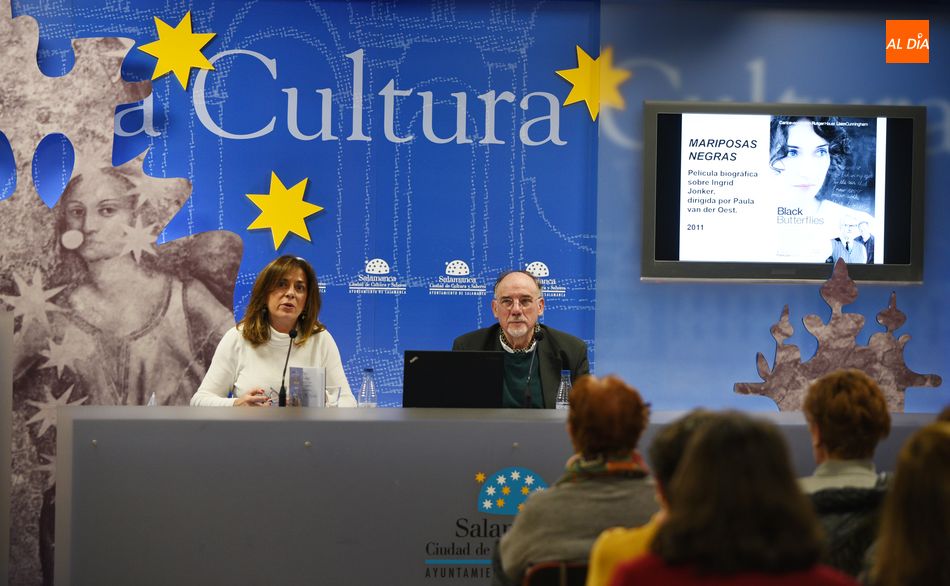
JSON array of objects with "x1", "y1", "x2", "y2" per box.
[
  {"x1": 609, "y1": 412, "x2": 856, "y2": 586},
  {"x1": 191, "y1": 255, "x2": 356, "y2": 407},
  {"x1": 799, "y1": 370, "x2": 891, "y2": 576},
  {"x1": 585, "y1": 409, "x2": 717, "y2": 586},
  {"x1": 494, "y1": 375, "x2": 658, "y2": 586},
  {"x1": 866, "y1": 422, "x2": 950, "y2": 586},
  {"x1": 800, "y1": 369, "x2": 891, "y2": 493}
]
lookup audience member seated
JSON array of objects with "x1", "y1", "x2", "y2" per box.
[
  {"x1": 865, "y1": 422, "x2": 950, "y2": 586},
  {"x1": 800, "y1": 370, "x2": 891, "y2": 493},
  {"x1": 799, "y1": 370, "x2": 891, "y2": 576},
  {"x1": 586, "y1": 410, "x2": 716, "y2": 586},
  {"x1": 493, "y1": 375, "x2": 658, "y2": 586},
  {"x1": 609, "y1": 412, "x2": 857, "y2": 586}
]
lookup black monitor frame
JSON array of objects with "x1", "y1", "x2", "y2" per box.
[{"x1": 641, "y1": 101, "x2": 926, "y2": 283}]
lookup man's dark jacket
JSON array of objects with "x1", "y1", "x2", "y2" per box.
[{"x1": 452, "y1": 323, "x2": 589, "y2": 409}]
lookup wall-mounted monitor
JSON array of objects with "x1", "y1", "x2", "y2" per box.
[{"x1": 641, "y1": 101, "x2": 926, "y2": 282}]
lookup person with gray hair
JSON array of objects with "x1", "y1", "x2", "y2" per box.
[{"x1": 452, "y1": 270, "x2": 588, "y2": 408}]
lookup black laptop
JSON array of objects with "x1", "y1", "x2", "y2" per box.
[{"x1": 402, "y1": 350, "x2": 505, "y2": 408}]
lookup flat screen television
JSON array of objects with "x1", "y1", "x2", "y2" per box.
[{"x1": 641, "y1": 101, "x2": 926, "y2": 282}]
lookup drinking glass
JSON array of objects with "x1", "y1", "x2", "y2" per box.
[{"x1": 325, "y1": 386, "x2": 342, "y2": 408}]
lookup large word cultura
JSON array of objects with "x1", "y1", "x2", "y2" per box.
[{"x1": 118, "y1": 49, "x2": 568, "y2": 147}]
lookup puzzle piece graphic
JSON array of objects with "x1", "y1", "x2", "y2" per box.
[
  {"x1": 0, "y1": 2, "x2": 241, "y2": 581},
  {"x1": 735, "y1": 260, "x2": 941, "y2": 411}
]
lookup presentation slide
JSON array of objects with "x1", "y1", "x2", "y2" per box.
[{"x1": 677, "y1": 113, "x2": 885, "y2": 265}]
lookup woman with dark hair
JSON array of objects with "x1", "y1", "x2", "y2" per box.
[
  {"x1": 769, "y1": 116, "x2": 851, "y2": 209},
  {"x1": 609, "y1": 412, "x2": 856, "y2": 586},
  {"x1": 495, "y1": 375, "x2": 658, "y2": 586},
  {"x1": 867, "y1": 422, "x2": 950, "y2": 586},
  {"x1": 768, "y1": 116, "x2": 871, "y2": 264},
  {"x1": 191, "y1": 255, "x2": 356, "y2": 407}
]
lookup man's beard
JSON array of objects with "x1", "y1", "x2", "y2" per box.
[{"x1": 506, "y1": 321, "x2": 530, "y2": 339}]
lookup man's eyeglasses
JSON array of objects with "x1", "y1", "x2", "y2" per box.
[{"x1": 497, "y1": 296, "x2": 537, "y2": 310}]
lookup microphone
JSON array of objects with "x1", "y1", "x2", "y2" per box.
[
  {"x1": 278, "y1": 329, "x2": 298, "y2": 407},
  {"x1": 521, "y1": 328, "x2": 544, "y2": 409}
]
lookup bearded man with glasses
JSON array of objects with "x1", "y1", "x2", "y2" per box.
[{"x1": 452, "y1": 270, "x2": 589, "y2": 408}]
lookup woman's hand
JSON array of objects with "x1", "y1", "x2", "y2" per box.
[{"x1": 233, "y1": 389, "x2": 270, "y2": 407}]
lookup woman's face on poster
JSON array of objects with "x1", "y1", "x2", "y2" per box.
[
  {"x1": 774, "y1": 119, "x2": 831, "y2": 200},
  {"x1": 62, "y1": 172, "x2": 136, "y2": 262}
]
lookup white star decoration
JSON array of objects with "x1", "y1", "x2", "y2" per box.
[
  {"x1": 525, "y1": 476, "x2": 534, "y2": 486},
  {"x1": 25, "y1": 384, "x2": 87, "y2": 438},
  {"x1": 483, "y1": 500, "x2": 493, "y2": 509},
  {"x1": 121, "y1": 218, "x2": 159, "y2": 263},
  {"x1": 486, "y1": 486, "x2": 496, "y2": 496},
  {"x1": 0, "y1": 268, "x2": 65, "y2": 330},
  {"x1": 510, "y1": 471, "x2": 521, "y2": 481},
  {"x1": 496, "y1": 475, "x2": 506, "y2": 485},
  {"x1": 39, "y1": 327, "x2": 90, "y2": 379}
]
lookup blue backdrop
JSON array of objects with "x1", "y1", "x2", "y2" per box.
[
  {"x1": 4, "y1": 0, "x2": 947, "y2": 412},
  {"x1": 6, "y1": 0, "x2": 600, "y2": 407}
]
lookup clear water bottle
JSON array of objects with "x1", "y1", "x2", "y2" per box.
[
  {"x1": 358, "y1": 367, "x2": 378, "y2": 408},
  {"x1": 555, "y1": 370, "x2": 572, "y2": 410}
]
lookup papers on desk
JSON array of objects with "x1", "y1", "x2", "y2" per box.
[{"x1": 288, "y1": 366, "x2": 326, "y2": 407}]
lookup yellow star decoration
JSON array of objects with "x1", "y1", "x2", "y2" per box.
[
  {"x1": 138, "y1": 11, "x2": 216, "y2": 90},
  {"x1": 247, "y1": 172, "x2": 324, "y2": 249},
  {"x1": 475, "y1": 472, "x2": 487, "y2": 484},
  {"x1": 555, "y1": 45, "x2": 631, "y2": 121}
]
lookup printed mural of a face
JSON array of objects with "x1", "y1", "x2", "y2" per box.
[{"x1": 60, "y1": 169, "x2": 138, "y2": 262}]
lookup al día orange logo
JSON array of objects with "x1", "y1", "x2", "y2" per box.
[{"x1": 886, "y1": 20, "x2": 929, "y2": 63}]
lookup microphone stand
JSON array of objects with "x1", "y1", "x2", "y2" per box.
[{"x1": 278, "y1": 329, "x2": 298, "y2": 407}]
